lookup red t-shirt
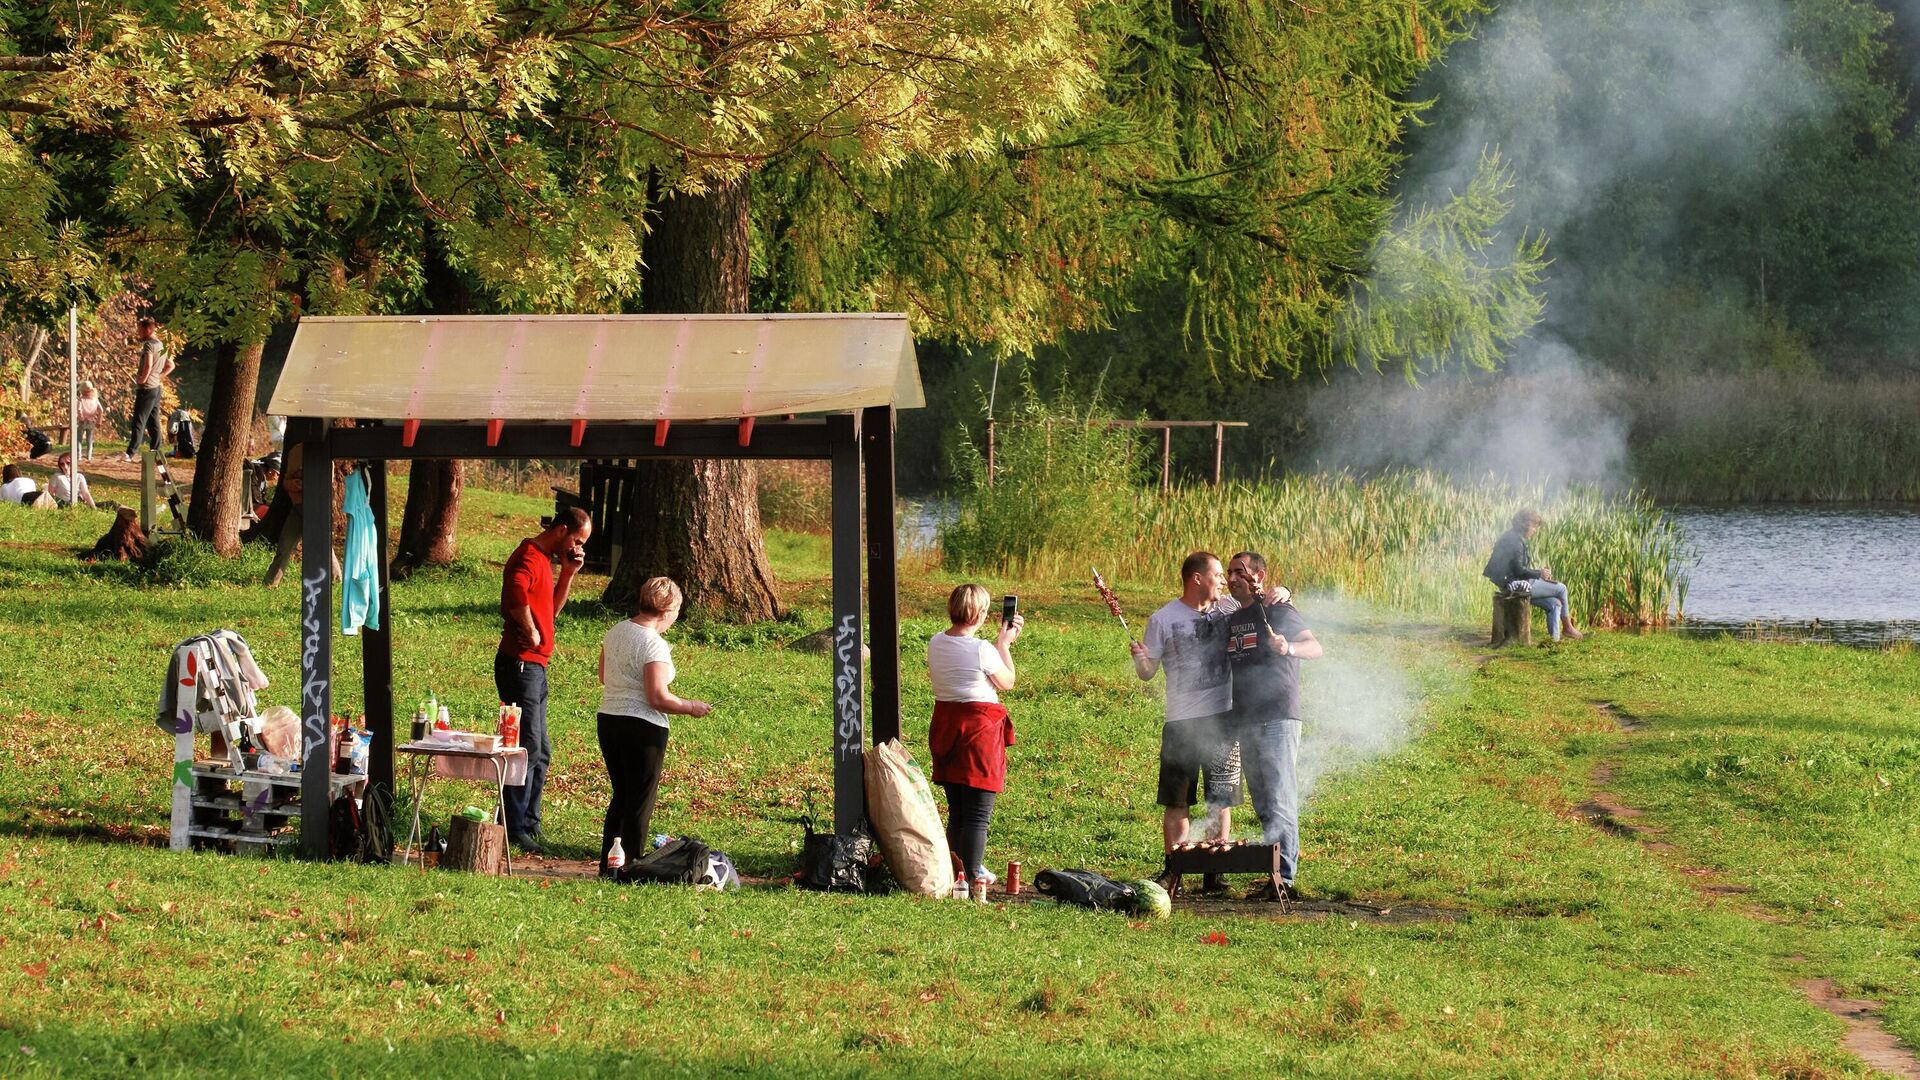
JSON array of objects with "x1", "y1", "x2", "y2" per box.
[{"x1": 499, "y1": 539, "x2": 555, "y2": 664}]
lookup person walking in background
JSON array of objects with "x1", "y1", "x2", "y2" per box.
[
  {"x1": 74, "y1": 382, "x2": 103, "y2": 460},
  {"x1": 497, "y1": 507, "x2": 591, "y2": 855},
  {"x1": 1223, "y1": 550, "x2": 1321, "y2": 901},
  {"x1": 1484, "y1": 508, "x2": 1584, "y2": 642},
  {"x1": 927, "y1": 584, "x2": 1023, "y2": 902},
  {"x1": 595, "y1": 576, "x2": 712, "y2": 878},
  {"x1": 262, "y1": 443, "x2": 341, "y2": 588},
  {"x1": 123, "y1": 317, "x2": 173, "y2": 461}
]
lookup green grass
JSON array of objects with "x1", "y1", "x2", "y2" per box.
[{"x1": 0, "y1": 484, "x2": 1911, "y2": 1076}]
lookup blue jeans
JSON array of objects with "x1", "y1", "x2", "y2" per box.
[
  {"x1": 126, "y1": 386, "x2": 163, "y2": 455},
  {"x1": 1525, "y1": 580, "x2": 1570, "y2": 641},
  {"x1": 495, "y1": 653, "x2": 551, "y2": 838},
  {"x1": 1239, "y1": 714, "x2": 1301, "y2": 884}
]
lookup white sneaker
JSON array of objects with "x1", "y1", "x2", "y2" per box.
[{"x1": 976, "y1": 867, "x2": 998, "y2": 886}]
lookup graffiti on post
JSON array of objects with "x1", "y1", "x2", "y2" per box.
[
  {"x1": 833, "y1": 613, "x2": 863, "y2": 757},
  {"x1": 301, "y1": 566, "x2": 330, "y2": 759}
]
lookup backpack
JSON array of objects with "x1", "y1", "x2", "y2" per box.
[
  {"x1": 618, "y1": 836, "x2": 737, "y2": 889},
  {"x1": 1034, "y1": 869, "x2": 1138, "y2": 911}
]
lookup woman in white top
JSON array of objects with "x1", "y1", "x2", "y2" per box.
[
  {"x1": 928, "y1": 584, "x2": 1024, "y2": 902},
  {"x1": 597, "y1": 576, "x2": 712, "y2": 877}
]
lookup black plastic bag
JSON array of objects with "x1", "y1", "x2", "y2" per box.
[
  {"x1": 618, "y1": 836, "x2": 712, "y2": 885},
  {"x1": 1034, "y1": 869, "x2": 1137, "y2": 911},
  {"x1": 797, "y1": 815, "x2": 871, "y2": 893}
]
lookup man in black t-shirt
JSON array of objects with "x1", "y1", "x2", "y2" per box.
[{"x1": 1224, "y1": 550, "x2": 1322, "y2": 899}]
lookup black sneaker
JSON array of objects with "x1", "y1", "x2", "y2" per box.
[
  {"x1": 1199, "y1": 873, "x2": 1229, "y2": 894},
  {"x1": 509, "y1": 833, "x2": 544, "y2": 856},
  {"x1": 1155, "y1": 871, "x2": 1183, "y2": 896}
]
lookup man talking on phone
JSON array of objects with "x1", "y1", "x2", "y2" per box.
[{"x1": 497, "y1": 507, "x2": 592, "y2": 854}]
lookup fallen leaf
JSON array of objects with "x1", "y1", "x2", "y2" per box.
[
  {"x1": 160, "y1": 902, "x2": 176, "y2": 914},
  {"x1": 688, "y1": 948, "x2": 701, "y2": 964},
  {"x1": 20, "y1": 961, "x2": 47, "y2": 979},
  {"x1": 494, "y1": 1009, "x2": 507, "y2": 1026}
]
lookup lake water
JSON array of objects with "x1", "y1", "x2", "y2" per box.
[{"x1": 1666, "y1": 506, "x2": 1920, "y2": 646}]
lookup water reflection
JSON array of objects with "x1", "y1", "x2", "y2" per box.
[{"x1": 1666, "y1": 505, "x2": 1920, "y2": 646}]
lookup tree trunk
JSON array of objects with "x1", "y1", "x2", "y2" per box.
[
  {"x1": 393, "y1": 459, "x2": 463, "y2": 578},
  {"x1": 390, "y1": 241, "x2": 472, "y2": 578},
  {"x1": 188, "y1": 339, "x2": 263, "y2": 556},
  {"x1": 602, "y1": 177, "x2": 783, "y2": 622}
]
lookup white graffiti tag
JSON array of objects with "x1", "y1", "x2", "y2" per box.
[
  {"x1": 301, "y1": 566, "x2": 330, "y2": 765},
  {"x1": 833, "y1": 613, "x2": 863, "y2": 757}
]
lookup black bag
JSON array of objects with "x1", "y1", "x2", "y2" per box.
[
  {"x1": 797, "y1": 815, "x2": 871, "y2": 893},
  {"x1": 1034, "y1": 869, "x2": 1137, "y2": 911},
  {"x1": 618, "y1": 836, "x2": 712, "y2": 885}
]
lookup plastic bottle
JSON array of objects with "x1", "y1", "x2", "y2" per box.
[
  {"x1": 410, "y1": 703, "x2": 427, "y2": 743},
  {"x1": 434, "y1": 705, "x2": 451, "y2": 733},
  {"x1": 498, "y1": 703, "x2": 519, "y2": 748},
  {"x1": 606, "y1": 836, "x2": 627, "y2": 872}
]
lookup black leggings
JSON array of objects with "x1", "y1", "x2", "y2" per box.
[
  {"x1": 943, "y1": 783, "x2": 998, "y2": 881},
  {"x1": 598, "y1": 714, "x2": 669, "y2": 873}
]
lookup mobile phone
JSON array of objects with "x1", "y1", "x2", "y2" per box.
[{"x1": 1003, "y1": 594, "x2": 1018, "y2": 627}]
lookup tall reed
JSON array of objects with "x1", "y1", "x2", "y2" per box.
[{"x1": 944, "y1": 465, "x2": 1690, "y2": 627}]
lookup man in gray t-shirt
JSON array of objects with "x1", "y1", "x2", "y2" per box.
[
  {"x1": 123, "y1": 317, "x2": 174, "y2": 460},
  {"x1": 1131, "y1": 551, "x2": 1238, "y2": 857}
]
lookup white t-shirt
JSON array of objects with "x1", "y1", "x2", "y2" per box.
[
  {"x1": 2, "y1": 477, "x2": 38, "y2": 504},
  {"x1": 1142, "y1": 597, "x2": 1239, "y2": 722},
  {"x1": 48, "y1": 471, "x2": 89, "y2": 505},
  {"x1": 927, "y1": 632, "x2": 1008, "y2": 704},
  {"x1": 600, "y1": 620, "x2": 674, "y2": 728}
]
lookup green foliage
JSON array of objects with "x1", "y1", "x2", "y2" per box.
[
  {"x1": 939, "y1": 375, "x2": 1149, "y2": 574},
  {"x1": 135, "y1": 534, "x2": 276, "y2": 587}
]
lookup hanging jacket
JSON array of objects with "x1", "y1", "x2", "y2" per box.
[
  {"x1": 340, "y1": 467, "x2": 381, "y2": 635},
  {"x1": 156, "y1": 630, "x2": 269, "y2": 736}
]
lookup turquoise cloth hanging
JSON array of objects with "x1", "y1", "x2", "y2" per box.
[{"x1": 340, "y1": 466, "x2": 381, "y2": 635}]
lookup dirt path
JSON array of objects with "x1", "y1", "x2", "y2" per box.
[{"x1": 1574, "y1": 699, "x2": 1920, "y2": 1078}]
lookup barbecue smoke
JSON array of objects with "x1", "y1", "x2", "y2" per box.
[
  {"x1": 1307, "y1": 0, "x2": 1830, "y2": 486},
  {"x1": 1290, "y1": 595, "x2": 1425, "y2": 803}
]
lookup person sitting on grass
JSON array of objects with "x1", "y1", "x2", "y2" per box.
[
  {"x1": 596, "y1": 575, "x2": 711, "y2": 878},
  {"x1": 47, "y1": 453, "x2": 97, "y2": 509},
  {"x1": 928, "y1": 583, "x2": 1023, "y2": 903},
  {"x1": 1484, "y1": 508, "x2": 1584, "y2": 642},
  {"x1": 2, "y1": 463, "x2": 38, "y2": 504}
]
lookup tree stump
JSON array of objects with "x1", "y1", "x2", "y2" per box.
[
  {"x1": 443, "y1": 816, "x2": 506, "y2": 875},
  {"x1": 1491, "y1": 594, "x2": 1533, "y2": 647}
]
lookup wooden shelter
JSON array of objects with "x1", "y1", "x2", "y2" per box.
[{"x1": 267, "y1": 313, "x2": 923, "y2": 859}]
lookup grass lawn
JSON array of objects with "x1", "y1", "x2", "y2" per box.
[{"x1": 0, "y1": 475, "x2": 1912, "y2": 1076}]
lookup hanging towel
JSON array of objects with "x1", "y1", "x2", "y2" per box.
[
  {"x1": 156, "y1": 630, "x2": 269, "y2": 735},
  {"x1": 340, "y1": 467, "x2": 381, "y2": 635}
]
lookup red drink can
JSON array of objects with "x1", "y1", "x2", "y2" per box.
[{"x1": 1007, "y1": 861, "x2": 1022, "y2": 896}]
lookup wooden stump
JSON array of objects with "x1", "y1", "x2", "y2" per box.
[
  {"x1": 443, "y1": 816, "x2": 506, "y2": 875},
  {"x1": 1491, "y1": 594, "x2": 1533, "y2": 647}
]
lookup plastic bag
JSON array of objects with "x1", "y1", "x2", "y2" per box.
[
  {"x1": 863, "y1": 739, "x2": 954, "y2": 897},
  {"x1": 1034, "y1": 869, "x2": 1138, "y2": 911},
  {"x1": 798, "y1": 815, "x2": 871, "y2": 893}
]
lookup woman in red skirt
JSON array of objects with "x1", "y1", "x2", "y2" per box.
[{"x1": 928, "y1": 584, "x2": 1024, "y2": 902}]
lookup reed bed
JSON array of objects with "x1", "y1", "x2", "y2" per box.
[{"x1": 942, "y1": 469, "x2": 1690, "y2": 627}]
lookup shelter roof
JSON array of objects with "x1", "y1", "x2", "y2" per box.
[{"x1": 266, "y1": 313, "x2": 922, "y2": 421}]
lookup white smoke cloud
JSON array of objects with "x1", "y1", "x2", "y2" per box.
[{"x1": 1292, "y1": 595, "x2": 1425, "y2": 803}]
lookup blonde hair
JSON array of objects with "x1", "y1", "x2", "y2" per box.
[
  {"x1": 947, "y1": 584, "x2": 990, "y2": 627},
  {"x1": 634, "y1": 576, "x2": 683, "y2": 617}
]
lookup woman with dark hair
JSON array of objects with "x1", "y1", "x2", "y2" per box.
[
  {"x1": 596, "y1": 575, "x2": 712, "y2": 877},
  {"x1": 1484, "y1": 509, "x2": 1584, "y2": 641}
]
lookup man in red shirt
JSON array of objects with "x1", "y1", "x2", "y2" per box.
[{"x1": 497, "y1": 507, "x2": 591, "y2": 854}]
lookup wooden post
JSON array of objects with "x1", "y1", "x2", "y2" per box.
[
  {"x1": 443, "y1": 816, "x2": 506, "y2": 874},
  {"x1": 985, "y1": 420, "x2": 995, "y2": 488},
  {"x1": 828, "y1": 413, "x2": 866, "y2": 834},
  {"x1": 1212, "y1": 423, "x2": 1225, "y2": 485},
  {"x1": 1161, "y1": 426, "x2": 1172, "y2": 493},
  {"x1": 296, "y1": 419, "x2": 336, "y2": 860},
  {"x1": 139, "y1": 449, "x2": 156, "y2": 533},
  {"x1": 363, "y1": 458, "x2": 396, "y2": 829},
  {"x1": 1491, "y1": 594, "x2": 1533, "y2": 647},
  {"x1": 863, "y1": 405, "x2": 901, "y2": 746}
]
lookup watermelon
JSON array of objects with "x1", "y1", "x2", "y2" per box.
[{"x1": 1127, "y1": 880, "x2": 1172, "y2": 919}]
